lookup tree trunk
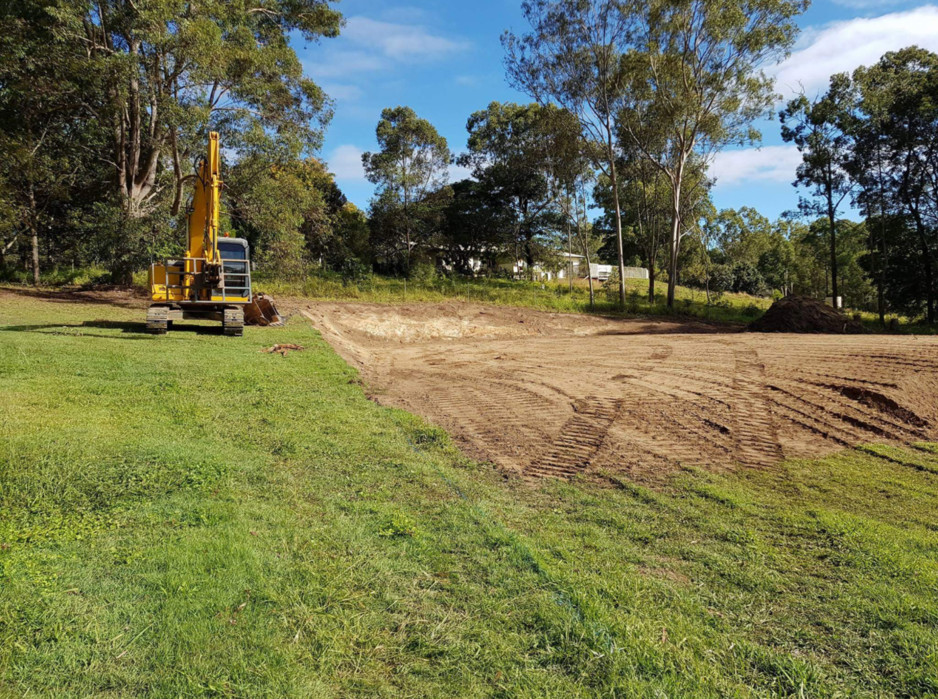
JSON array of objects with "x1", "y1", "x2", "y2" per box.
[
  {"x1": 912, "y1": 211, "x2": 935, "y2": 323},
  {"x1": 648, "y1": 265, "x2": 656, "y2": 303},
  {"x1": 0, "y1": 234, "x2": 17, "y2": 268},
  {"x1": 875, "y1": 220, "x2": 886, "y2": 326},
  {"x1": 31, "y1": 228, "x2": 40, "y2": 287},
  {"x1": 403, "y1": 185, "x2": 411, "y2": 276},
  {"x1": 827, "y1": 203, "x2": 839, "y2": 309},
  {"x1": 28, "y1": 186, "x2": 39, "y2": 286},
  {"x1": 667, "y1": 158, "x2": 686, "y2": 309},
  {"x1": 585, "y1": 252, "x2": 594, "y2": 308},
  {"x1": 667, "y1": 196, "x2": 680, "y2": 308},
  {"x1": 566, "y1": 214, "x2": 573, "y2": 292},
  {"x1": 576, "y1": 186, "x2": 594, "y2": 309},
  {"x1": 607, "y1": 140, "x2": 626, "y2": 308}
]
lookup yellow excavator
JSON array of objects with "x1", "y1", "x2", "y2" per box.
[{"x1": 147, "y1": 132, "x2": 282, "y2": 336}]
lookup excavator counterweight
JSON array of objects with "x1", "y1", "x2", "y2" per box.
[{"x1": 147, "y1": 133, "x2": 282, "y2": 335}]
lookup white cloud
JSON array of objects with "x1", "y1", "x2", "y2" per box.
[
  {"x1": 321, "y1": 82, "x2": 364, "y2": 102},
  {"x1": 327, "y1": 145, "x2": 366, "y2": 182},
  {"x1": 448, "y1": 162, "x2": 475, "y2": 182},
  {"x1": 709, "y1": 145, "x2": 802, "y2": 186},
  {"x1": 343, "y1": 17, "x2": 470, "y2": 60},
  {"x1": 771, "y1": 6, "x2": 938, "y2": 97},
  {"x1": 305, "y1": 16, "x2": 470, "y2": 79},
  {"x1": 307, "y1": 50, "x2": 384, "y2": 79}
]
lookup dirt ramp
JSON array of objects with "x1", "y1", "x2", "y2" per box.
[{"x1": 304, "y1": 302, "x2": 938, "y2": 483}]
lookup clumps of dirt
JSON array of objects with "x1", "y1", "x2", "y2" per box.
[
  {"x1": 820, "y1": 383, "x2": 929, "y2": 429},
  {"x1": 748, "y1": 296, "x2": 867, "y2": 334},
  {"x1": 261, "y1": 343, "x2": 304, "y2": 357}
]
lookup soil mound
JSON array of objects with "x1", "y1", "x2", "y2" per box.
[{"x1": 749, "y1": 296, "x2": 866, "y2": 334}]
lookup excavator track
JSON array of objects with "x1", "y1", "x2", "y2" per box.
[
  {"x1": 146, "y1": 305, "x2": 170, "y2": 334},
  {"x1": 223, "y1": 307, "x2": 244, "y2": 337}
]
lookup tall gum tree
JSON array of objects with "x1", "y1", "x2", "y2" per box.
[
  {"x1": 362, "y1": 107, "x2": 451, "y2": 274},
  {"x1": 48, "y1": 0, "x2": 341, "y2": 280},
  {"x1": 503, "y1": 0, "x2": 633, "y2": 306},
  {"x1": 780, "y1": 74, "x2": 856, "y2": 310},
  {"x1": 0, "y1": 0, "x2": 99, "y2": 285},
  {"x1": 852, "y1": 47, "x2": 938, "y2": 323},
  {"x1": 460, "y1": 102, "x2": 582, "y2": 275},
  {"x1": 618, "y1": 0, "x2": 807, "y2": 307}
]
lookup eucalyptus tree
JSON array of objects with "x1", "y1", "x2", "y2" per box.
[
  {"x1": 362, "y1": 107, "x2": 451, "y2": 273},
  {"x1": 460, "y1": 102, "x2": 582, "y2": 274},
  {"x1": 780, "y1": 74, "x2": 856, "y2": 309},
  {"x1": 846, "y1": 72, "x2": 890, "y2": 325},
  {"x1": 503, "y1": 1, "x2": 633, "y2": 305},
  {"x1": 618, "y1": 0, "x2": 807, "y2": 307},
  {"x1": 45, "y1": 0, "x2": 341, "y2": 281},
  {"x1": 621, "y1": 152, "x2": 669, "y2": 301},
  {"x1": 852, "y1": 47, "x2": 938, "y2": 323},
  {"x1": 441, "y1": 179, "x2": 515, "y2": 275},
  {"x1": 0, "y1": 0, "x2": 102, "y2": 284}
]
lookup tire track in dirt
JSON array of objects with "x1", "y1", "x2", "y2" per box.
[
  {"x1": 732, "y1": 348, "x2": 783, "y2": 467},
  {"x1": 302, "y1": 303, "x2": 938, "y2": 482},
  {"x1": 524, "y1": 397, "x2": 622, "y2": 480}
]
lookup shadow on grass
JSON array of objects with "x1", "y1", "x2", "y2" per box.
[
  {"x1": 0, "y1": 320, "x2": 224, "y2": 337},
  {"x1": 0, "y1": 285, "x2": 147, "y2": 309}
]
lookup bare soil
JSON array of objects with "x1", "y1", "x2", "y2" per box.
[{"x1": 303, "y1": 302, "x2": 938, "y2": 482}]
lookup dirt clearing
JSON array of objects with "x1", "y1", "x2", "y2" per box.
[{"x1": 304, "y1": 302, "x2": 938, "y2": 482}]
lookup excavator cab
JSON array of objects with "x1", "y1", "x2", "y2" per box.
[{"x1": 146, "y1": 133, "x2": 282, "y2": 336}]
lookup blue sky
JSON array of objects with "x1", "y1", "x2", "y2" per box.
[{"x1": 297, "y1": 0, "x2": 938, "y2": 221}]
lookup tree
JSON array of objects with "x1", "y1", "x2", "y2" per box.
[
  {"x1": 851, "y1": 47, "x2": 938, "y2": 323},
  {"x1": 780, "y1": 74, "x2": 855, "y2": 309},
  {"x1": 711, "y1": 208, "x2": 774, "y2": 267},
  {"x1": 228, "y1": 155, "x2": 350, "y2": 277},
  {"x1": 503, "y1": 1, "x2": 633, "y2": 305},
  {"x1": 569, "y1": 173, "x2": 602, "y2": 307},
  {"x1": 440, "y1": 179, "x2": 514, "y2": 275},
  {"x1": 460, "y1": 102, "x2": 582, "y2": 275},
  {"x1": 618, "y1": 0, "x2": 807, "y2": 307},
  {"x1": 620, "y1": 149, "x2": 669, "y2": 302},
  {"x1": 0, "y1": 0, "x2": 102, "y2": 284},
  {"x1": 362, "y1": 107, "x2": 451, "y2": 273},
  {"x1": 45, "y1": 0, "x2": 341, "y2": 281}
]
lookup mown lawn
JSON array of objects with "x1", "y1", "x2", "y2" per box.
[{"x1": 1, "y1": 292, "x2": 937, "y2": 697}]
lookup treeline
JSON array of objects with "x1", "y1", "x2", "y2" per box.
[
  {"x1": 2, "y1": 1, "x2": 938, "y2": 323},
  {"x1": 0, "y1": 0, "x2": 357, "y2": 285},
  {"x1": 779, "y1": 47, "x2": 938, "y2": 323}
]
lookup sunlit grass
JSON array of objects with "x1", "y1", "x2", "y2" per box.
[
  {"x1": 256, "y1": 272, "x2": 772, "y2": 325},
  {"x1": 1, "y1": 294, "x2": 936, "y2": 696}
]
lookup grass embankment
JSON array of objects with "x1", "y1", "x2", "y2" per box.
[
  {"x1": 256, "y1": 273, "x2": 771, "y2": 325},
  {"x1": 1, "y1": 295, "x2": 937, "y2": 696}
]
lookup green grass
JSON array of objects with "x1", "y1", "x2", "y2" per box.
[
  {"x1": 252, "y1": 272, "x2": 771, "y2": 325},
  {"x1": 1, "y1": 294, "x2": 937, "y2": 697}
]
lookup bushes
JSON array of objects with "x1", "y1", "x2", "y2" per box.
[
  {"x1": 706, "y1": 262, "x2": 768, "y2": 297},
  {"x1": 409, "y1": 262, "x2": 438, "y2": 284},
  {"x1": 709, "y1": 265, "x2": 735, "y2": 293},
  {"x1": 0, "y1": 265, "x2": 111, "y2": 287},
  {"x1": 729, "y1": 261, "x2": 768, "y2": 296}
]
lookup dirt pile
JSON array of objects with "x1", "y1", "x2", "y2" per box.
[{"x1": 749, "y1": 296, "x2": 866, "y2": 334}]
